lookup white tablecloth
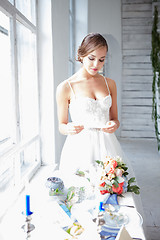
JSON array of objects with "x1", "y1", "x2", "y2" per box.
[{"x1": 0, "y1": 172, "x2": 146, "y2": 240}]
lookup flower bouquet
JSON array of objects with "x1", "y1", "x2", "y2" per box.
[{"x1": 96, "y1": 156, "x2": 140, "y2": 196}]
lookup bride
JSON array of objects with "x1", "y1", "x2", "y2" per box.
[
  {"x1": 56, "y1": 33, "x2": 128, "y2": 176},
  {"x1": 55, "y1": 34, "x2": 145, "y2": 239}
]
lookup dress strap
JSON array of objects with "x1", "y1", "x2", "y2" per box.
[
  {"x1": 103, "y1": 76, "x2": 110, "y2": 95},
  {"x1": 67, "y1": 80, "x2": 75, "y2": 98}
]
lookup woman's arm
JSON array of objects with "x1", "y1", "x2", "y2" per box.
[
  {"x1": 56, "y1": 81, "x2": 84, "y2": 135},
  {"x1": 109, "y1": 79, "x2": 120, "y2": 128},
  {"x1": 56, "y1": 81, "x2": 69, "y2": 135},
  {"x1": 102, "y1": 78, "x2": 120, "y2": 133}
]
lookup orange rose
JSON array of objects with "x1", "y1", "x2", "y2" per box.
[
  {"x1": 110, "y1": 160, "x2": 118, "y2": 168},
  {"x1": 108, "y1": 166, "x2": 115, "y2": 174},
  {"x1": 100, "y1": 182, "x2": 105, "y2": 187},
  {"x1": 100, "y1": 189, "x2": 110, "y2": 195},
  {"x1": 112, "y1": 182, "x2": 124, "y2": 195},
  {"x1": 100, "y1": 182, "x2": 110, "y2": 194}
]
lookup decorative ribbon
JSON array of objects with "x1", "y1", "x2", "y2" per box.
[{"x1": 99, "y1": 194, "x2": 119, "y2": 240}]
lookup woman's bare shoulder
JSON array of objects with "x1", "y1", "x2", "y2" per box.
[
  {"x1": 105, "y1": 77, "x2": 116, "y2": 89},
  {"x1": 56, "y1": 79, "x2": 70, "y2": 99}
]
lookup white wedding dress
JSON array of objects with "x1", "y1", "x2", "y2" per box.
[
  {"x1": 59, "y1": 77, "x2": 133, "y2": 177},
  {"x1": 57, "y1": 77, "x2": 146, "y2": 238}
]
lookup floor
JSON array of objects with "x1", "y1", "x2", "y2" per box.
[{"x1": 119, "y1": 138, "x2": 160, "y2": 240}]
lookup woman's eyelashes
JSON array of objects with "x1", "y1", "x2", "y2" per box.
[
  {"x1": 99, "y1": 59, "x2": 105, "y2": 62},
  {"x1": 88, "y1": 56, "x2": 105, "y2": 62}
]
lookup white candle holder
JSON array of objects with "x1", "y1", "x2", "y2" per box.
[{"x1": 21, "y1": 213, "x2": 35, "y2": 238}]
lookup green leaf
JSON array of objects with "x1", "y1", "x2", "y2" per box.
[
  {"x1": 76, "y1": 170, "x2": 85, "y2": 177},
  {"x1": 66, "y1": 228, "x2": 71, "y2": 234},
  {"x1": 122, "y1": 166, "x2": 128, "y2": 171},
  {"x1": 127, "y1": 177, "x2": 140, "y2": 195},
  {"x1": 151, "y1": 5, "x2": 160, "y2": 151},
  {"x1": 67, "y1": 187, "x2": 75, "y2": 200},
  {"x1": 95, "y1": 160, "x2": 104, "y2": 167},
  {"x1": 123, "y1": 172, "x2": 129, "y2": 177},
  {"x1": 49, "y1": 188, "x2": 64, "y2": 196},
  {"x1": 128, "y1": 177, "x2": 136, "y2": 185},
  {"x1": 127, "y1": 185, "x2": 140, "y2": 194},
  {"x1": 80, "y1": 187, "x2": 85, "y2": 192},
  {"x1": 112, "y1": 180, "x2": 119, "y2": 188}
]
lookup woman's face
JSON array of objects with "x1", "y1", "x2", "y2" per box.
[{"x1": 82, "y1": 46, "x2": 107, "y2": 76}]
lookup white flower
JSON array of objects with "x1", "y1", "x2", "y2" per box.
[
  {"x1": 116, "y1": 176, "x2": 125, "y2": 184},
  {"x1": 105, "y1": 164, "x2": 111, "y2": 174},
  {"x1": 116, "y1": 156, "x2": 123, "y2": 163},
  {"x1": 104, "y1": 179, "x2": 112, "y2": 186},
  {"x1": 115, "y1": 168, "x2": 123, "y2": 177}
]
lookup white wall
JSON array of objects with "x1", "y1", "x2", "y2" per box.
[
  {"x1": 51, "y1": 0, "x2": 70, "y2": 167},
  {"x1": 37, "y1": 0, "x2": 55, "y2": 166},
  {"x1": 74, "y1": 0, "x2": 88, "y2": 72},
  {"x1": 37, "y1": 0, "x2": 70, "y2": 167},
  {"x1": 88, "y1": 0, "x2": 122, "y2": 135}
]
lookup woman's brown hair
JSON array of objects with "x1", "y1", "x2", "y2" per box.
[{"x1": 77, "y1": 33, "x2": 108, "y2": 63}]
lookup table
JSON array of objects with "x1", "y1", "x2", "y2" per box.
[{"x1": 0, "y1": 174, "x2": 147, "y2": 240}]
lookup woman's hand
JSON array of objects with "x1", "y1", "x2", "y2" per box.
[
  {"x1": 67, "y1": 122, "x2": 84, "y2": 135},
  {"x1": 101, "y1": 121, "x2": 118, "y2": 133}
]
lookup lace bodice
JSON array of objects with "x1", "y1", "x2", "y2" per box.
[{"x1": 69, "y1": 95, "x2": 112, "y2": 128}]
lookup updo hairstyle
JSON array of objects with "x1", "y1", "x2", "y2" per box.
[{"x1": 77, "y1": 33, "x2": 108, "y2": 63}]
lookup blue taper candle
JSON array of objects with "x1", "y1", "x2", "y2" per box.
[{"x1": 26, "y1": 195, "x2": 31, "y2": 216}]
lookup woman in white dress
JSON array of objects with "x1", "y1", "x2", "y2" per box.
[
  {"x1": 56, "y1": 33, "x2": 126, "y2": 175},
  {"x1": 56, "y1": 33, "x2": 146, "y2": 239}
]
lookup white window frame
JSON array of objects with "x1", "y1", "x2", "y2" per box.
[
  {"x1": 0, "y1": 0, "x2": 41, "y2": 218},
  {"x1": 69, "y1": 0, "x2": 75, "y2": 76}
]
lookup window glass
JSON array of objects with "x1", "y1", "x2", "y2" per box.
[
  {"x1": 20, "y1": 140, "x2": 40, "y2": 177},
  {"x1": 0, "y1": 11, "x2": 16, "y2": 152},
  {"x1": 16, "y1": 21, "x2": 39, "y2": 141},
  {"x1": 0, "y1": 2, "x2": 40, "y2": 219},
  {"x1": 0, "y1": 155, "x2": 15, "y2": 207},
  {"x1": 0, "y1": 140, "x2": 40, "y2": 218},
  {"x1": 15, "y1": 0, "x2": 36, "y2": 24}
]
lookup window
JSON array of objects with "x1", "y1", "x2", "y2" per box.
[
  {"x1": 0, "y1": 0, "x2": 40, "y2": 218},
  {"x1": 69, "y1": 0, "x2": 75, "y2": 76},
  {"x1": 16, "y1": 21, "x2": 39, "y2": 142},
  {"x1": 16, "y1": 0, "x2": 36, "y2": 24},
  {"x1": 0, "y1": 11, "x2": 15, "y2": 153}
]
